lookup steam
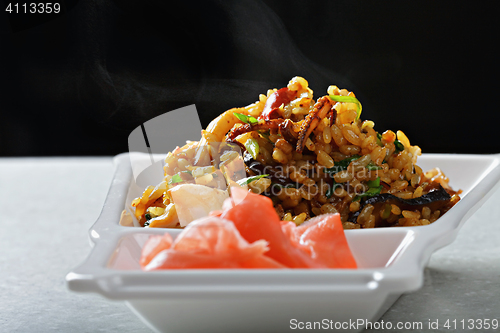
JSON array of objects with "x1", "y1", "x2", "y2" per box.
[{"x1": 76, "y1": 0, "x2": 354, "y2": 134}]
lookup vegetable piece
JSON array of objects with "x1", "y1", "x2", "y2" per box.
[
  {"x1": 381, "y1": 204, "x2": 392, "y2": 219},
  {"x1": 329, "y1": 95, "x2": 362, "y2": 120},
  {"x1": 257, "y1": 130, "x2": 271, "y2": 142},
  {"x1": 168, "y1": 170, "x2": 192, "y2": 185},
  {"x1": 168, "y1": 174, "x2": 183, "y2": 185},
  {"x1": 244, "y1": 138, "x2": 260, "y2": 160},
  {"x1": 353, "y1": 186, "x2": 383, "y2": 201},
  {"x1": 366, "y1": 177, "x2": 381, "y2": 188},
  {"x1": 233, "y1": 112, "x2": 258, "y2": 125},
  {"x1": 366, "y1": 162, "x2": 382, "y2": 171},
  {"x1": 324, "y1": 155, "x2": 361, "y2": 175},
  {"x1": 352, "y1": 177, "x2": 383, "y2": 201},
  {"x1": 394, "y1": 139, "x2": 405, "y2": 153},
  {"x1": 376, "y1": 132, "x2": 384, "y2": 147},
  {"x1": 236, "y1": 174, "x2": 270, "y2": 186}
]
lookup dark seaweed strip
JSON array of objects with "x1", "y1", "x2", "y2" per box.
[{"x1": 348, "y1": 185, "x2": 451, "y2": 223}]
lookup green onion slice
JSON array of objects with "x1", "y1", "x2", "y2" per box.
[
  {"x1": 329, "y1": 95, "x2": 362, "y2": 120},
  {"x1": 366, "y1": 177, "x2": 381, "y2": 188},
  {"x1": 366, "y1": 162, "x2": 382, "y2": 171},
  {"x1": 325, "y1": 181, "x2": 340, "y2": 199},
  {"x1": 236, "y1": 174, "x2": 269, "y2": 186},
  {"x1": 168, "y1": 170, "x2": 191, "y2": 185},
  {"x1": 376, "y1": 132, "x2": 384, "y2": 147},
  {"x1": 394, "y1": 139, "x2": 405, "y2": 153},
  {"x1": 353, "y1": 186, "x2": 383, "y2": 201},
  {"x1": 381, "y1": 204, "x2": 392, "y2": 219},
  {"x1": 233, "y1": 112, "x2": 258, "y2": 125},
  {"x1": 324, "y1": 155, "x2": 361, "y2": 175},
  {"x1": 168, "y1": 173, "x2": 182, "y2": 185},
  {"x1": 354, "y1": 177, "x2": 382, "y2": 201},
  {"x1": 258, "y1": 130, "x2": 271, "y2": 142},
  {"x1": 244, "y1": 138, "x2": 260, "y2": 160}
]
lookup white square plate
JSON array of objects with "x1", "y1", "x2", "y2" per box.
[{"x1": 66, "y1": 153, "x2": 500, "y2": 333}]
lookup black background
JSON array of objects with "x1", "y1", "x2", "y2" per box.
[{"x1": 1, "y1": 0, "x2": 498, "y2": 156}]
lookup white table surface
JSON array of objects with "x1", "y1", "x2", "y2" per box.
[{"x1": 1, "y1": 157, "x2": 499, "y2": 333}]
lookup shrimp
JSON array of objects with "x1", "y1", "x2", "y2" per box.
[{"x1": 296, "y1": 96, "x2": 333, "y2": 153}]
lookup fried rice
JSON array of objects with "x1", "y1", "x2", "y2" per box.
[{"x1": 131, "y1": 77, "x2": 461, "y2": 229}]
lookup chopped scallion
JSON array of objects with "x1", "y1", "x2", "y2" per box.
[
  {"x1": 258, "y1": 130, "x2": 271, "y2": 142},
  {"x1": 366, "y1": 177, "x2": 381, "y2": 188},
  {"x1": 353, "y1": 177, "x2": 382, "y2": 201},
  {"x1": 168, "y1": 170, "x2": 191, "y2": 185},
  {"x1": 376, "y1": 132, "x2": 384, "y2": 147},
  {"x1": 244, "y1": 138, "x2": 260, "y2": 160},
  {"x1": 329, "y1": 95, "x2": 362, "y2": 120},
  {"x1": 353, "y1": 186, "x2": 383, "y2": 201},
  {"x1": 168, "y1": 173, "x2": 182, "y2": 185},
  {"x1": 236, "y1": 174, "x2": 269, "y2": 186},
  {"x1": 394, "y1": 139, "x2": 405, "y2": 153},
  {"x1": 381, "y1": 204, "x2": 392, "y2": 219},
  {"x1": 366, "y1": 162, "x2": 382, "y2": 171},
  {"x1": 233, "y1": 112, "x2": 258, "y2": 125}
]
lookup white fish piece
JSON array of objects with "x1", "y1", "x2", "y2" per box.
[{"x1": 170, "y1": 184, "x2": 229, "y2": 227}]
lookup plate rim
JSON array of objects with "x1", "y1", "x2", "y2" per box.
[{"x1": 66, "y1": 152, "x2": 500, "y2": 300}]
